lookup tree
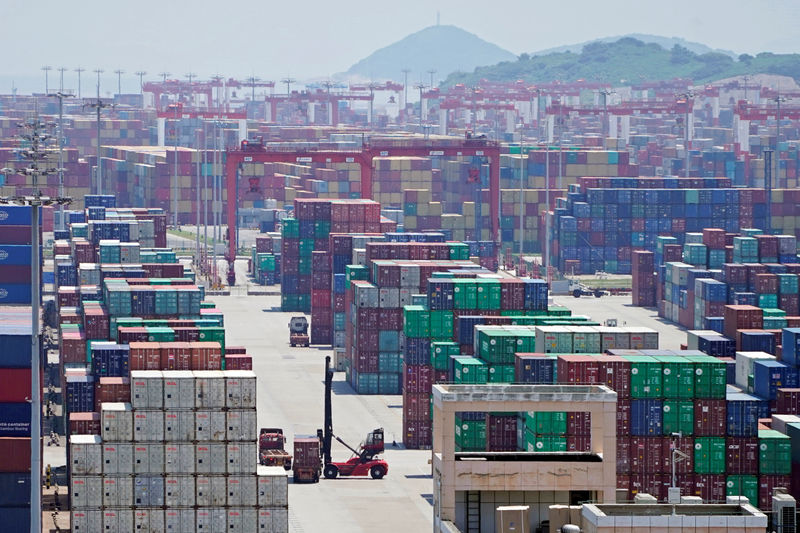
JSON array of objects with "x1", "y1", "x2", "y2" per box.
[
  {"x1": 738, "y1": 53, "x2": 754, "y2": 64},
  {"x1": 670, "y1": 45, "x2": 695, "y2": 65}
]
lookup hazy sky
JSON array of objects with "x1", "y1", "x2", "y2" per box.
[{"x1": 3, "y1": 0, "x2": 799, "y2": 94}]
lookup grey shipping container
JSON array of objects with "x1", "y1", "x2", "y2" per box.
[
  {"x1": 133, "y1": 442, "x2": 164, "y2": 474},
  {"x1": 196, "y1": 443, "x2": 227, "y2": 474},
  {"x1": 195, "y1": 507, "x2": 227, "y2": 532},
  {"x1": 131, "y1": 370, "x2": 164, "y2": 409},
  {"x1": 134, "y1": 474, "x2": 164, "y2": 506},
  {"x1": 194, "y1": 370, "x2": 226, "y2": 408},
  {"x1": 164, "y1": 443, "x2": 195, "y2": 473},
  {"x1": 102, "y1": 509, "x2": 134, "y2": 533},
  {"x1": 164, "y1": 474, "x2": 196, "y2": 507},
  {"x1": 258, "y1": 508, "x2": 289, "y2": 533},
  {"x1": 226, "y1": 508, "x2": 258, "y2": 533},
  {"x1": 225, "y1": 371, "x2": 257, "y2": 409},
  {"x1": 195, "y1": 475, "x2": 227, "y2": 506},
  {"x1": 226, "y1": 442, "x2": 257, "y2": 474},
  {"x1": 164, "y1": 509, "x2": 196, "y2": 533},
  {"x1": 134, "y1": 409, "x2": 165, "y2": 442},
  {"x1": 101, "y1": 402, "x2": 134, "y2": 441},
  {"x1": 71, "y1": 509, "x2": 102, "y2": 532},
  {"x1": 102, "y1": 475, "x2": 134, "y2": 507},
  {"x1": 257, "y1": 465, "x2": 289, "y2": 507},
  {"x1": 70, "y1": 435, "x2": 103, "y2": 475},
  {"x1": 226, "y1": 474, "x2": 258, "y2": 506},
  {"x1": 164, "y1": 409, "x2": 195, "y2": 441},
  {"x1": 102, "y1": 442, "x2": 134, "y2": 474},
  {"x1": 226, "y1": 409, "x2": 258, "y2": 441},
  {"x1": 133, "y1": 508, "x2": 165, "y2": 533},
  {"x1": 70, "y1": 476, "x2": 103, "y2": 509},
  {"x1": 195, "y1": 410, "x2": 227, "y2": 441},
  {"x1": 163, "y1": 370, "x2": 195, "y2": 409}
]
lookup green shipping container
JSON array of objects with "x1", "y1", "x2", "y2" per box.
[
  {"x1": 453, "y1": 357, "x2": 488, "y2": 384},
  {"x1": 146, "y1": 327, "x2": 175, "y2": 343},
  {"x1": 658, "y1": 356, "x2": 695, "y2": 399},
  {"x1": 377, "y1": 373, "x2": 400, "y2": 394},
  {"x1": 378, "y1": 352, "x2": 402, "y2": 373},
  {"x1": 526, "y1": 432, "x2": 567, "y2": 452},
  {"x1": 282, "y1": 218, "x2": 299, "y2": 238},
  {"x1": 758, "y1": 429, "x2": 791, "y2": 474},
  {"x1": 726, "y1": 475, "x2": 758, "y2": 505},
  {"x1": 448, "y1": 242, "x2": 470, "y2": 260},
  {"x1": 298, "y1": 239, "x2": 314, "y2": 257},
  {"x1": 429, "y1": 310, "x2": 454, "y2": 340},
  {"x1": 455, "y1": 418, "x2": 486, "y2": 451},
  {"x1": 403, "y1": 306, "x2": 430, "y2": 338},
  {"x1": 198, "y1": 327, "x2": 225, "y2": 354},
  {"x1": 431, "y1": 342, "x2": 460, "y2": 371},
  {"x1": 662, "y1": 400, "x2": 694, "y2": 435},
  {"x1": 690, "y1": 355, "x2": 727, "y2": 399},
  {"x1": 453, "y1": 280, "x2": 478, "y2": 309},
  {"x1": 694, "y1": 437, "x2": 726, "y2": 474},
  {"x1": 624, "y1": 356, "x2": 663, "y2": 398},
  {"x1": 487, "y1": 365, "x2": 515, "y2": 383},
  {"x1": 524, "y1": 412, "x2": 567, "y2": 435}
]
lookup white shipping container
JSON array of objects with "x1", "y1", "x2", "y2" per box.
[
  {"x1": 164, "y1": 509, "x2": 196, "y2": 533},
  {"x1": 101, "y1": 402, "x2": 134, "y2": 441},
  {"x1": 130, "y1": 370, "x2": 164, "y2": 409},
  {"x1": 257, "y1": 465, "x2": 289, "y2": 507},
  {"x1": 195, "y1": 508, "x2": 227, "y2": 532},
  {"x1": 379, "y1": 287, "x2": 400, "y2": 308},
  {"x1": 133, "y1": 442, "x2": 165, "y2": 474},
  {"x1": 164, "y1": 443, "x2": 195, "y2": 473},
  {"x1": 102, "y1": 509, "x2": 134, "y2": 533},
  {"x1": 102, "y1": 442, "x2": 134, "y2": 474},
  {"x1": 196, "y1": 409, "x2": 227, "y2": 441},
  {"x1": 399, "y1": 288, "x2": 413, "y2": 306},
  {"x1": 257, "y1": 508, "x2": 289, "y2": 533},
  {"x1": 71, "y1": 509, "x2": 102, "y2": 532},
  {"x1": 195, "y1": 475, "x2": 227, "y2": 506},
  {"x1": 134, "y1": 409, "x2": 165, "y2": 441},
  {"x1": 163, "y1": 370, "x2": 196, "y2": 408},
  {"x1": 226, "y1": 442, "x2": 257, "y2": 474},
  {"x1": 70, "y1": 476, "x2": 103, "y2": 509},
  {"x1": 226, "y1": 508, "x2": 258, "y2": 533},
  {"x1": 134, "y1": 474, "x2": 164, "y2": 506},
  {"x1": 133, "y1": 509, "x2": 165, "y2": 533},
  {"x1": 164, "y1": 475, "x2": 196, "y2": 507},
  {"x1": 226, "y1": 474, "x2": 258, "y2": 506},
  {"x1": 103, "y1": 475, "x2": 134, "y2": 507},
  {"x1": 226, "y1": 409, "x2": 258, "y2": 441},
  {"x1": 194, "y1": 370, "x2": 226, "y2": 408},
  {"x1": 70, "y1": 435, "x2": 103, "y2": 475},
  {"x1": 225, "y1": 370, "x2": 257, "y2": 408},
  {"x1": 164, "y1": 409, "x2": 196, "y2": 441},
  {"x1": 196, "y1": 443, "x2": 227, "y2": 474}
]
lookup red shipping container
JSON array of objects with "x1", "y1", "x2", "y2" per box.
[
  {"x1": 566, "y1": 435, "x2": 591, "y2": 452},
  {"x1": 161, "y1": 342, "x2": 192, "y2": 370},
  {"x1": 617, "y1": 474, "x2": 631, "y2": 495},
  {"x1": 567, "y1": 411, "x2": 591, "y2": 436},
  {"x1": 94, "y1": 377, "x2": 131, "y2": 411},
  {"x1": 725, "y1": 437, "x2": 759, "y2": 475},
  {"x1": 355, "y1": 351, "x2": 379, "y2": 373},
  {"x1": 0, "y1": 437, "x2": 31, "y2": 472},
  {"x1": 69, "y1": 412, "x2": 100, "y2": 435},
  {"x1": 486, "y1": 414, "x2": 517, "y2": 451},
  {"x1": 630, "y1": 436, "x2": 664, "y2": 474},
  {"x1": 694, "y1": 399, "x2": 726, "y2": 436},
  {"x1": 776, "y1": 388, "x2": 800, "y2": 414},
  {"x1": 403, "y1": 419, "x2": 432, "y2": 449},
  {"x1": 0, "y1": 369, "x2": 40, "y2": 403},
  {"x1": 190, "y1": 342, "x2": 222, "y2": 370},
  {"x1": 403, "y1": 364, "x2": 433, "y2": 394},
  {"x1": 630, "y1": 473, "x2": 666, "y2": 501},
  {"x1": 702, "y1": 229, "x2": 727, "y2": 250},
  {"x1": 759, "y1": 475, "x2": 792, "y2": 510},
  {"x1": 694, "y1": 474, "x2": 726, "y2": 503},
  {"x1": 598, "y1": 355, "x2": 631, "y2": 398},
  {"x1": 172, "y1": 327, "x2": 200, "y2": 342},
  {"x1": 617, "y1": 436, "x2": 631, "y2": 474},
  {"x1": 83, "y1": 306, "x2": 110, "y2": 340},
  {"x1": 662, "y1": 437, "x2": 694, "y2": 475},
  {"x1": 402, "y1": 391, "x2": 429, "y2": 422},
  {"x1": 617, "y1": 399, "x2": 631, "y2": 435},
  {"x1": 129, "y1": 342, "x2": 162, "y2": 370},
  {"x1": 224, "y1": 354, "x2": 253, "y2": 371},
  {"x1": 557, "y1": 355, "x2": 601, "y2": 384}
]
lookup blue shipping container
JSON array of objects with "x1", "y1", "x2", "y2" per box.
[
  {"x1": 726, "y1": 393, "x2": 763, "y2": 437},
  {"x1": 630, "y1": 399, "x2": 663, "y2": 436},
  {"x1": 0, "y1": 403, "x2": 30, "y2": 437},
  {"x1": 782, "y1": 328, "x2": 800, "y2": 367},
  {"x1": 0, "y1": 206, "x2": 32, "y2": 226},
  {"x1": 0, "y1": 246, "x2": 32, "y2": 266},
  {"x1": 753, "y1": 359, "x2": 797, "y2": 400},
  {"x1": 0, "y1": 473, "x2": 31, "y2": 506}
]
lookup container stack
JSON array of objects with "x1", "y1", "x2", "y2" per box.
[
  {"x1": 70, "y1": 370, "x2": 289, "y2": 532},
  {"x1": 632, "y1": 251, "x2": 655, "y2": 307}
]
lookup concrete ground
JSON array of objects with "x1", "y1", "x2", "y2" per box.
[{"x1": 210, "y1": 294, "x2": 434, "y2": 533}]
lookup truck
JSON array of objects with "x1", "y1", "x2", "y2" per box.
[
  {"x1": 289, "y1": 316, "x2": 310, "y2": 347},
  {"x1": 292, "y1": 437, "x2": 321, "y2": 483},
  {"x1": 259, "y1": 428, "x2": 292, "y2": 470}
]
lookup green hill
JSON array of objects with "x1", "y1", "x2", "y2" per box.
[
  {"x1": 442, "y1": 37, "x2": 800, "y2": 87},
  {"x1": 345, "y1": 25, "x2": 516, "y2": 82}
]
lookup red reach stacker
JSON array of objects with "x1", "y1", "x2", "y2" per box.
[{"x1": 318, "y1": 355, "x2": 388, "y2": 480}]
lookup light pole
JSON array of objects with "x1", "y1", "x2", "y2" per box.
[
  {"x1": 135, "y1": 71, "x2": 147, "y2": 103},
  {"x1": 57, "y1": 67, "x2": 67, "y2": 93},
  {"x1": 367, "y1": 82, "x2": 379, "y2": 128},
  {"x1": 93, "y1": 68, "x2": 104, "y2": 99},
  {"x1": 41, "y1": 66, "x2": 52, "y2": 93},
  {"x1": 48, "y1": 91, "x2": 74, "y2": 230},
  {"x1": 2, "y1": 118, "x2": 71, "y2": 533},
  {"x1": 774, "y1": 95, "x2": 788, "y2": 195},
  {"x1": 74, "y1": 67, "x2": 85, "y2": 99},
  {"x1": 281, "y1": 77, "x2": 296, "y2": 96},
  {"x1": 599, "y1": 89, "x2": 615, "y2": 137},
  {"x1": 168, "y1": 103, "x2": 180, "y2": 228},
  {"x1": 401, "y1": 68, "x2": 410, "y2": 119},
  {"x1": 114, "y1": 69, "x2": 124, "y2": 96},
  {"x1": 676, "y1": 91, "x2": 695, "y2": 178},
  {"x1": 427, "y1": 69, "x2": 437, "y2": 90},
  {"x1": 84, "y1": 98, "x2": 113, "y2": 194},
  {"x1": 160, "y1": 71, "x2": 170, "y2": 83},
  {"x1": 415, "y1": 83, "x2": 427, "y2": 131}
]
